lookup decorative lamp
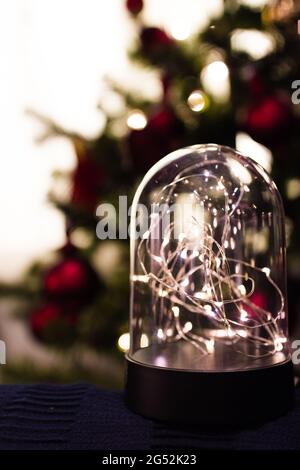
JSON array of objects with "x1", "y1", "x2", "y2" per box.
[{"x1": 125, "y1": 144, "x2": 294, "y2": 426}]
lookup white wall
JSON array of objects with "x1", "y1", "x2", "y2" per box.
[{"x1": 0, "y1": 0, "x2": 222, "y2": 281}]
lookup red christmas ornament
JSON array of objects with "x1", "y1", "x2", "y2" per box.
[
  {"x1": 244, "y1": 93, "x2": 293, "y2": 147},
  {"x1": 242, "y1": 291, "x2": 269, "y2": 320},
  {"x1": 250, "y1": 292, "x2": 268, "y2": 310},
  {"x1": 44, "y1": 245, "x2": 102, "y2": 307},
  {"x1": 126, "y1": 0, "x2": 143, "y2": 15},
  {"x1": 140, "y1": 27, "x2": 174, "y2": 56},
  {"x1": 248, "y1": 75, "x2": 266, "y2": 98},
  {"x1": 30, "y1": 303, "x2": 77, "y2": 339},
  {"x1": 128, "y1": 106, "x2": 184, "y2": 174},
  {"x1": 72, "y1": 156, "x2": 105, "y2": 213},
  {"x1": 70, "y1": 138, "x2": 105, "y2": 214},
  {"x1": 149, "y1": 107, "x2": 179, "y2": 133}
]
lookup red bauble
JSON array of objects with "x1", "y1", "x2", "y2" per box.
[
  {"x1": 44, "y1": 248, "x2": 101, "y2": 307},
  {"x1": 72, "y1": 156, "x2": 105, "y2": 213},
  {"x1": 248, "y1": 75, "x2": 266, "y2": 98},
  {"x1": 128, "y1": 106, "x2": 184, "y2": 174},
  {"x1": 244, "y1": 94, "x2": 293, "y2": 147},
  {"x1": 140, "y1": 27, "x2": 174, "y2": 56},
  {"x1": 30, "y1": 303, "x2": 77, "y2": 339},
  {"x1": 242, "y1": 291, "x2": 269, "y2": 321},
  {"x1": 149, "y1": 108, "x2": 179, "y2": 133},
  {"x1": 126, "y1": 0, "x2": 143, "y2": 15},
  {"x1": 250, "y1": 292, "x2": 268, "y2": 310}
]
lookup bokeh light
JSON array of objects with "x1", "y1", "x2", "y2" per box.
[
  {"x1": 187, "y1": 90, "x2": 209, "y2": 112},
  {"x1": 201, "y1": 60, "x2": 230, "y2": 103},
  {"x1": 127, "y1": 110, "x2": 147, "y2": 130}
]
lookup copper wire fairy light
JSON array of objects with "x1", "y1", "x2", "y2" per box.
[{"x1": 136, "y1": 159, "x2": 285, "y2": 358}]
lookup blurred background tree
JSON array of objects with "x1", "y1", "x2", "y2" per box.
[{"x1": 1, "y1": 0, "x2": 300, "y2": 386}]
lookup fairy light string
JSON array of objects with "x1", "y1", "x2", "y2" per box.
[{"x1": 135, "y1": 158, "x2": 286, "y2": 359}]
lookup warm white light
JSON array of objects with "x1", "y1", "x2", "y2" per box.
[
  {"x1": 187, "y1": 90, "x2": 207, "y2": 112},
  {"x1": 71, "y1": 228, "x2": 93, "y2": 249},
  {"x1": 228, "y1": 157, "x2": 252, "y2": 185},
  {"x1": 204, "y1": 304, "x2": 216, "y2": 318},
  {"x1": 217, "y1": 181, "x2": 225, "y2": 190},
  {"x1": 140, "y1": 334, "x2": 149, "y2": 348},
  {"x1": 203, "y1": 284, "x2": 212, "y2": 296},
  {"x1": 228, "y1": 329, "x2": 235, "y2": 338},
  {"x1": 201, "y1": 61, "x2": 230, "y2": 103},
  {"x1": 211, "y1": 328, "x2": 247, "y2": 339},
  {"x1": 262, "y1": 267, "x2": 271, "y2": 277},
  {"x1": 245, "y1": 227, "x2": 269, "y2": 254},
  {"x1": 170, "y1": 22, "x2": 191, "y2": 40},
  {"x1": 158, "y1": 288, "x2": 168, "y2": 297},
  {"x1": 274, "y1": 337, "x2": 284, "y2": 352},
  {"x1": 118, "y1": 333, "x2": 130, "y2": 352},
  {"x1": 240, "y1": 309, "x2": 249, "y2": 322},
  {"x1": 157, "y1": 328, "x2": 165, "y2": 339},
  {"x1": 204, "y1": 304, "x2": 212, "y2": 312},
  {"x1": 180, "y1": 278, "x2": 189, "y2": 287},
  {"x1": 238, "y1": 330, "x2": 248, "y2": 338},
  {"x1": 238, "y1": 284, "x2": 247, "y2": 296},
  {"x1": 127, "y1": 110, "x2": 147, "y2": 130},
  {"x1": 206, "y1": 339, "x2": 215, "y2": 354},
  {"x1": 131, "y1": 274, "x2": 149, "y2": 283},
  {"x1": 172, "y1": 306, "x2": 180, "y2": 318},
  {"x1": 155, "y1": 0, "x2": 224, "y2": 41},
  {"x1": 162, "y1": 237, "x2": 170, "y2": 247},
  {"x1": 194, "y1": 291, "x2": 209, "y2": 300},
  {"x1": 207, "y1": 60, "x2": 229, "y2": 79},
  {"x1": 183, "y1": 321, "x2": 193, "y2": 333},
  {"x1": 236, "y1": 132, "x2": 273, "y2": 173},
  {"x1": 175, "y1": 194, "x2": 204, "y2": 249},
  {"x1": 142, "y1": 230, "x2": 150, "y2": 240},
  {"x1": 286, "y1": 178, "x2": 300, "y2": 200},
  {"x1": 240, "y1": 0, "x2": 268, "y2": 8},
  {"x1": 275, "y1": 336, "x2": 287, "y2": 350},
  {"x1": 230, "y1": 237, "x2": 236, "y2": 250},
  {"x1": 231, "y1": 29, "x2": 275, "y2": 60},
  {"x1": 180, "y1": 249, "x2": 188, "y2": 260}
]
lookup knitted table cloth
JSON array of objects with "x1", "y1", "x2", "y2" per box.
[{"x1": 0, "y1": 383, "x2": 298, "y2": 450}]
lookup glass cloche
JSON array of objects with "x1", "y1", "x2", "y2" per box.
[{"x1": 125, "y1": 144, "x2": 294, "y2": 426}]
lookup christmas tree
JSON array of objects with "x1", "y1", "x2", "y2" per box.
[{"x1": 2, "y1": 0, "x2": 300, "y2": 385}]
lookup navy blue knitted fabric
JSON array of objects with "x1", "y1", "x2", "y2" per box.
[{"x1": 0, "y1": 384, "x2": 299, "y2": 450}]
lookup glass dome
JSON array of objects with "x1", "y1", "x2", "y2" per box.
[
  {"x1": 126, "y1": 144, "x2": 293, "y2": 425},
  {"x1": 129, "y1": 144, "x2": 289, "y2": 370}
]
